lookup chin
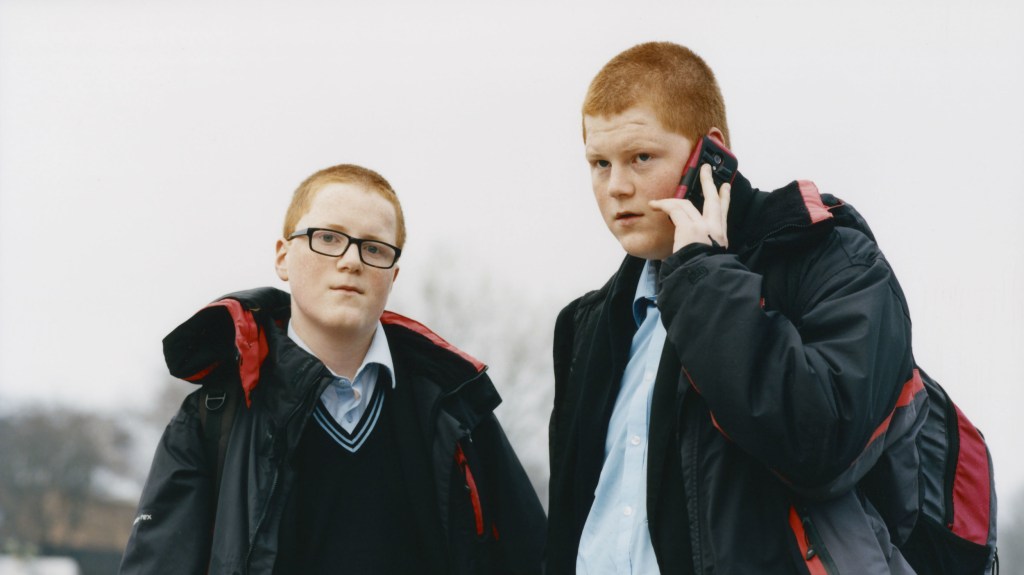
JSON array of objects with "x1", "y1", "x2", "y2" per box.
[
  {"x1": 619, "y1": 240, "x2": 670, "y2": 261},
  {"x1": 333, "y1": 314, "x2": 377, "y2": 334},
  {"x1": 614, "y1": 230, "x2": 672, "y2": 261},
  {"x1": 312, "y1": 309, "x2": 376, "y2": 336}
]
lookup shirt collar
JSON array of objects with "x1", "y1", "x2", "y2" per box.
[
  {"x1": 287, "y1": 321, "x2": 396, "y2": 388},
  {"x1": 632, "y1": 260, "x2": 659, "y2": 327}
]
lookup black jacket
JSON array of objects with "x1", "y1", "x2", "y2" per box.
[
  {"x1": 120, "y1": 287, "x2": 546, "y2": 575},
  {"x1": 548, "y1": 176, "x2": 925, "y2": 574}
]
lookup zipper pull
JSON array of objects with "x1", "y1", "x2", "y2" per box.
[{"x1": 802, "y1": 517, "x2": 817, "y2": 560}]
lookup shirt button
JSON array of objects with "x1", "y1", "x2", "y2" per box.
[
  {"x1": 623, "y1": 506, "x2": 633, "y2": 516},
  {"x1": 631, "y1": 435, "x2": 642, "y2": 446}
]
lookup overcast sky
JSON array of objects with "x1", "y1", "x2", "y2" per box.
[{"x1": 2, "y1": 0, "x2": 1022, "y2": 515}]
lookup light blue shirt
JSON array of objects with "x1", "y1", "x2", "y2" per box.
[
  {"x1": 577, "y1": 260, "x2": 667, "y2": 575},
  {"x1": 288, "y1": 322, "x2": 395, "y2": 434}
]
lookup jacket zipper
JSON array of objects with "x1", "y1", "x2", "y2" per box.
[
  {"x1": 681, "y1": 394, "x2": 705, "y2": 574},
  {"x1": 429, "y1": 368, "x2": 490, "y2": 542},
  {"x1": 792, "y1": 507, "x2": 838, "y2": 575},
  {"x1": 454, "y1": 442, "x2": 485, "y2": 536},
  {"x1": 244, "y1": 365, "x2": 331, "y2": 573},
  {"x1": 243, "y1": 472, "x2": 278, "y2": 574}
]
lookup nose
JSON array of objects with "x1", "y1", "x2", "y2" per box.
[
  {"x1": 336, "y1": 242, "x2": 363, "y2": 271},
  {"x1": 606, "y1": 165, "x2": 633, "y2": 199}
]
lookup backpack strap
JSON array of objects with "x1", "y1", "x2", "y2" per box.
[{"x1": 198, "y1": 383, "x2": 241, "y2": 505}]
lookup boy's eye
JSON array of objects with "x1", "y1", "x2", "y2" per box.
[
  {"x1": 596, "y1": 160, "x2": 610, "y2": 168},
  {"x1": 364, "y1": 244, "x2": 381, "y2": 255},
  {"x1": 636, "y1": 153, "x2": 651, "y2": 162},
  {"x1": 319, "y1": 232, "x2": 341, "y2": 243}
]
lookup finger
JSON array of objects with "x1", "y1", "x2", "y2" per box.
[
  {"x1": 700, "y1": 163, "x2": 722, "y2": 224},
  {"x1": 719, "y1": 182, "x2": 731, "y2": 246},
  {"x1": 650, "y1": 198, "x2": 703, "y2": 224}
]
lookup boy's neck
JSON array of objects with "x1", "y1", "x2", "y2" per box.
[{"x1": 290, "y1": 319, "x2": 374, "y2": 380}]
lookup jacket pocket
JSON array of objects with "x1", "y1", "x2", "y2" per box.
[
  {"x1": 450, "y1": 440, "x2": 499, "y2": 575},
  {"x1": 790, "y1": 491, "x2": 918, "y2": 574},
  {"x1": 789, "y1": 506, "x2": 839, "y2": 575},
  {"x1": 455, "y1": 442, "x2": 485, "y2": 536}
]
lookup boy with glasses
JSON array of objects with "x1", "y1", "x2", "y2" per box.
[
  {"x1": 121, "y1": 164, "x2": 546, "y2": 575},
  {"x1": 547, "y1": 42, "x2": 925, "y2": 573}
]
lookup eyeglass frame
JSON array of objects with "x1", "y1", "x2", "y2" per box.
[{"x1": 287, "y1": 227, "x2": 402, "y2": 269}]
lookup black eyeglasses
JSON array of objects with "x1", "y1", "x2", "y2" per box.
[{"x1": 288, "y1": 227, "x2": 402, "y2": 269}]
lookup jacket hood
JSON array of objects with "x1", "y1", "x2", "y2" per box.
[{"x1": 162, "y1": 287, "x2": 486, "y2": 407}]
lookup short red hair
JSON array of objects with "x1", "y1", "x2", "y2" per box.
[
  {"x1": 583, "y1": 42, "x2": 730, "y2": 147},
  {"x1": 282, "y1": 164, "x2": 406, "y2": 248}
]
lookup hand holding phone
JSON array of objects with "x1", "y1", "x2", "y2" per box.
[{"x1": 675, "y1": 135, "x2": 738, "y2": 212}]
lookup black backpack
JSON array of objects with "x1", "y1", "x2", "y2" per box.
[
  {"x1": 899, "y1": 369, "x2": 998, "y2": 574},
  {"x1": 822, "y1": 193, "x2": 998, "y2": 574}
]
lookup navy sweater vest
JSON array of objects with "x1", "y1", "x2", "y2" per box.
[{"x1": 274, "y1": 384, "x2": 428, "y2": 574}]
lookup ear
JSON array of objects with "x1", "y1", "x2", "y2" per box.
[
  {"x1": 275, "y1": 238, "x2": 290, "y2": 282},
  {"x1": 388, "y1": 266, "x2": 400, "y2": 291},
  {"x1": 707, "y1": 127, "x2": 726, "y2": 145}
]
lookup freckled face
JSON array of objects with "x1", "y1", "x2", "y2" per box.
[
  {"x1": 275, "y1": 182, "x2": 400, "y2": 342},
  {"x1": 585, "y1": 106, "x2": 694, "y2": 260}
]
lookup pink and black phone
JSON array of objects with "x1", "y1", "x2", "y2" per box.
[{"x1": 675, "y1": 135, "x2": 738, "y2": 212}]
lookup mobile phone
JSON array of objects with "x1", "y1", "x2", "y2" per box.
[{"x1": 675, "y1": 135, "x2": 738, "y2": 212}]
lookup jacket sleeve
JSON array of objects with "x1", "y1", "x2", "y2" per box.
[
  {"x1": 657, "y1": 228, "x2": 919, "y2": 497},
  {"x1": 470, "y1": 413, "x2": 547, "y2": 575},
  {"x1": 119, "y1": 392, "x2": 214, "y2": 575}
]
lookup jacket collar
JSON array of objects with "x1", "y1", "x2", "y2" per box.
[
  {"x1": 286, "y1": 319, "x2": 396, "y2": 389},
  {"x1": 726, "y1": 173, "x2": 838, "y2": 255},
  {"x1": 162, "y1": 287, "x2": 498, "y2": 429}
]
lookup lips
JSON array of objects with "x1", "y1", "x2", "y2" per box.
[
  {"x1": 614, "y1": 211, "x2": 642, "y2": 221},
  {"x1": 330, "y1": 285, "x2": 363, "y2": 294}
]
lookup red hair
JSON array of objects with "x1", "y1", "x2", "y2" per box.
[
  {"x1": 283, "y1": 164, "x2": 406, "y2": 248},
  {"x1": 583, "y1": 42, "x2": 730, "y2": 146}
]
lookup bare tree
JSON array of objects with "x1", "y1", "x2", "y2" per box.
[
  {"x1": 0, "y1": 407, "x2": 132, "y2": 547},
  {"x1": 118, "y1": 376, "x2": 195, "y2": 493},
  {"x1": 146, "y1": 376, "x2": 194, "y2": 427},
  {"x1": 391, "y1": 245, "x2": 559, "y2": 505}
]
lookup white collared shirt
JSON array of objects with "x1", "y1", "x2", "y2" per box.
[
  {"x1": 288, "y1": 322, "x2": 395, "y2": 434},
  {"x1": 577, "y1": 260, "x2": 664, "y2": 574}
]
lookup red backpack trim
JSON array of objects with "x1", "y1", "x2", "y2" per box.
[
  {"x1": 381, "y1": 310, "x2": 485, "y2": 373},
  {"x1": 951, "y1": 403, "x2": 993, "y2": 545}
]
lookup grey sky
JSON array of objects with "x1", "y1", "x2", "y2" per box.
[{"x1": 2, "y1": 0, "x2": 1022, "y2": 516}]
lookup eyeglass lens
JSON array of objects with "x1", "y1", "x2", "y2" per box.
[{"x1": 310, "y1": 229, "x2": 397, "y2": 267}]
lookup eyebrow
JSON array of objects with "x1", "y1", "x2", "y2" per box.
[
  {"x1": 586, "y1": 139, "x2": 664, "y2": 159},
  {"x1": 314, "y1": 224, "x2": 393, "y2": 244}
]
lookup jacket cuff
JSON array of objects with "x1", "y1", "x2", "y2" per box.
[{"x1": 662, "y1": 241, "x2": 725, "y2": 271}]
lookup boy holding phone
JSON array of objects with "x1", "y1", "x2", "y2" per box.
[
  {"x1": 547, "y1": 42, "x2": 924, "y2": 573},
  {"x1": 121, "y1": 164, "x2": 546, "y2": 574}
]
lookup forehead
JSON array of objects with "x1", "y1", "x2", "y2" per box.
[
  {"x1": 584, "y1": 106, "x2": 679, "y2": 153},
  {"x1": 299, "y1": 182, "x2": 398, "y2": 241}
]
